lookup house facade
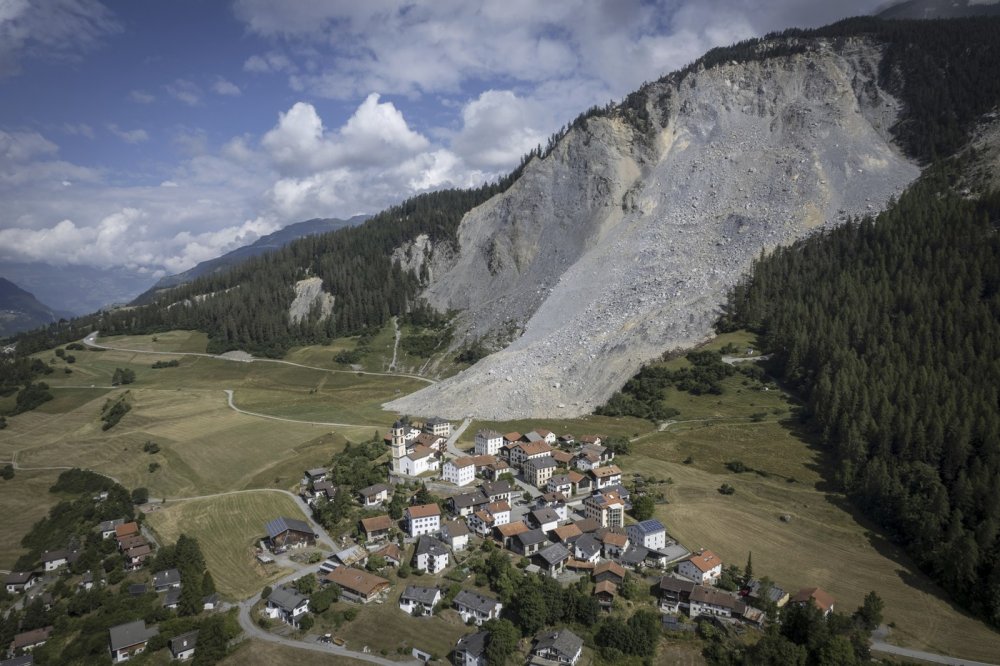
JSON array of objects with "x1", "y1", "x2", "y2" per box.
[
  {"x1": 399, "y1": 585, "x2": 440, "y2": 616},
  {"x1": 627, "y1": 519, "x2": 667, "y2": 551},
  {"x1": 264, "y1": 587, "x2": 310, "y2": 626},
  {"x1": 414, "y1": 535, "x2": 450, "y2": 574},
  {"x1": 583, "y1": 491, "x2": 625, "y2": 528},
  {"x1": 442, "y1": 458, "x2": 477, "y2": 486},
  {"x1": 678, "y1": 550, "x2": 723, "y2": 585},
  {"x1": 474, "y1": 430, "x2": 504, "y2": 456},
  {"x1": 109, "y1": 620, "x2": 158, "y2": 663},
  {"x1": 453, "y1": 590, "x2": 503, "y2": 625},
  {"x1": 264, "y1": 517, "x2": 317, "y2": 550},
  {"x1": 404, "y1": 504, "x2": 441, "y2": 537}
]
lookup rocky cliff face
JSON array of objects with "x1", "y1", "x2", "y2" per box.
[{"x1": 386, "y1": 37, "x2": 920, "y2": 420}]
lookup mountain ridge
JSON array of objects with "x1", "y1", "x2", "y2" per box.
[{"x1": 0, "y1": 277, "x2": 65, "y2": 337}]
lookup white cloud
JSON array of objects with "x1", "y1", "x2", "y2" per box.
[
  {"x1": 212, "y1": 77, "x2": 241, "y2": 96},
  {"x1": 0, "y1": 129, "x2": 58, "y2": 162},
  {"x1": 129, "y1": 89, "x2": 155, "y2": 103},
  {"x1": 243, "y1": 51, "x2": 296, "y2": 74},
  {"x1": 453, "y1": 90, "x2": 545, "y2": 170},
  {"x1": 164, "y1": 78, "x2": 201, "y2": 106},
  {"x1": 62, "y1": 122, "x2": 95, "y2": 138},
  {"x1": 107, "y1": 124, "x2": 149, "y2": 144}
]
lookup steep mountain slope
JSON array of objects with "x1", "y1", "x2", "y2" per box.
[
  {"x1": 0, "y1": 277, "x2": 62, "y2": 337},
  {"x1": 0, "y1": 261, "x2": 158, "y2": 315},
  {"x1": 387, "y1": 38, "x2": 922, "y2": 419},
  {"x1": 133, "y1": 215, "x2": 367, "y2": 303}
]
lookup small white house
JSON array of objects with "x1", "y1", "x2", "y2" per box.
[
  {"x1": 590, "y1": 465, "x2": 623, "y2": 490},
  {"x1": 42, "y1": 550, "x2": 70, "y2": 572},
  {"x1": 678, "y1": 550, "x2": 723, "y2": 585},
  {"x1": 474, "y1": 429, "x2": 504, "y2": 456},
  {"x1": 627, "y1": 519, "x2": 668, "y2": 551},
  {"x1": 442, "y1": 457, "x2": 477, "y2": 486},
  {"x1": 264, "y1": 587, "x2": 310, "y2": 626},
  {"x1": 453, "y1": 590, "x2": 503, "y2": 625},
  {"x1": 405, "y1": 504, "x2": 441, "y2": 537},
  {"x1": 414, "y1": 535, "x2": 450, "y2": 574},
  {"x1": 169, "y1": 630, "x2": 198, "y2": 661},
  {"x1": 401, "y1": 446, "x2": 440, "y2": 476},
  {"x1": 399, "y1": 585, "x2": 441, "y2": 616}
]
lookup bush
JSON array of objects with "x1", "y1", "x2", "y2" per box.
[
  {"x1": 151, "y1": 360, "x2": 180, "y2": 369},
  {"x1": 725, "y1": 460, "x2": 748, "y2": 473},
  {"x1": 111, "y1": 368, "x2": 136, "y2": 385},
  {"x1": 1, "y1": 464, "x2": 13, "y2": 480},
  {"x1": 131, "y1": 487, "x2": 149, "y2": 504},
  {"x1": 718, "y1": 483, "x2": 736, "y2": 495},
  {"x1": 334, "y1": 349, "x2": 363, "y2": 365},
  {"x1": 261, "y1": 586, "x2": 272, "y2": 599},
  {"x1": 297, "y1": 614, "x2": 314, "y2": 631},
  {"x1": 148, "y1": 462, "x2": 160, "y2": 473},
  {"x1": 12, "y1": 382, "x2": 53, "y2": 415},
  {"x1": 143, "y1": 441, "x2": 161, "y2": 454},
  {"x1": 101, "y1": 395, "x2": 131, "y2": 430}
]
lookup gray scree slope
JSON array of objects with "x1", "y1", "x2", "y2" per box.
[{"x1": 386, "y1": 38, "x2": 920, "y2": 420}]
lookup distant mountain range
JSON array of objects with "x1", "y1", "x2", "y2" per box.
[
  {"x1": 131, "y1": 215, "x2": 367, "y2": 305},
  {"x1": 0, "y1": 277, "x2": 69, "y2": 337}
]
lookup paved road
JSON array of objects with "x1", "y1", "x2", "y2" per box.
[
  {"x1": 870, "y1": 641, "x2": 998, "y2": 666},
  {"x1": 445, "y1": 417, "x2": 473, "y2": 457}
]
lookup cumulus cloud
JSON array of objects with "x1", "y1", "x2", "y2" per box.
[
  {"x1": 212, "y1": 77, "x2": 241, "y2": 96},
  {"x1": 107, "y1": 124, "x2": 149, "y2": 144},
  {"x1": 453, "y1": 90, "x2": 546, "y2": 170},
  {"x1": 129, "y1": 89, "x2": 155, "y2": 103},
  {"x1": 62, "y1": 122, "x2": 95, "y2": 138},
  {"x1": 243, "y1": 51, "x2": 296, "y2": 74},
  {"x1": 164, "y1": 78, "x2": 201, "y2": 106},
  {"x1": 0, "y1": 0, "x2": 120, "y2": 77}
]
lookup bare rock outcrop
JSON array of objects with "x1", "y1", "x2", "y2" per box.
[
  {"x1": 387, "y1": 38, "x2": 920, "y2": 420},
  {"x1": 289, "y1": 277, "x2": 334, "y2": 324}
]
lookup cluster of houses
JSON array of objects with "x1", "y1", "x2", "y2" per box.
[{"x1": 455, "y1": 627, "x2": 584, "y2": 666}]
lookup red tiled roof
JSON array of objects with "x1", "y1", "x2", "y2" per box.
[
  {"x1": 406, "y1": 503, "x2": 440, "y2": 518},
  {"x1": 685, "y1": 550, "x2": 723, "y2": 573}
]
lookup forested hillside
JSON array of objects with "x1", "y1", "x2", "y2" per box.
[{"x1": 719, "y1": 171, "x2": 1000, "y2": 625}]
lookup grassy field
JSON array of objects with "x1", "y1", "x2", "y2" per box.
[
  {"x1": 220, "y1": 639, "x2": 373, "y2": 666},
  {"x1": 145, "y1": 491, "x2": 308, "y2": 599},
  {"x1": 96, "y1": 330, "x2": 210, "y2": 353},
  {"x1": 0, "y1": 468, "x2": 63, "y2": 569}
]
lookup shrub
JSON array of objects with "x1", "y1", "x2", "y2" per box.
[{"x1": 718, "y1": 483, "x2": 736, "y2": 495}]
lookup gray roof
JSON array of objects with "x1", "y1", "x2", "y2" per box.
[
  {"x1": 163, "y1": 588, "x2": 182, "y2": 607},
  {"x1": 531, "y1": 507, "x2": 561, "y2": 525},
  {"x1": 426, "y1": 416, "x2": 448, "y2": 426},
  {"x1": 524, "y1": 432, "x2": 544, "y2": 443},
  {"x1": 548, "y1": 474, "x2": 572, "y2": 486},
  {"x1": 4, "y1": 571, "x2": 34, "y2": 585},
  {"x1": 267, "y1": 586, "x2": 308, "y2": 613},
  {"x1": 455, "y1": 631, "x2": 489, "y2": 658},
  {"x1": 97, "y1": 518, "x2": 125, "y2": 533},
  {"x1": 747, "y1": 579, "x2": 787, "y2": 603},
  {"x1": 401, "y1": 585, "x2": 440, "y2": 606},
  {"x1": 109, "y1": 620, "x2": 157, "y2": 651},
  {"x1": 526, "y1": 455, "x2": 557, "y2": 469},
  {"x1": 440, "y1": 520, "x2": 470, "y2": 538},
  {"x1": 358, "y1": 483, "x2": 391, "y2": 497},
  {"x1": 516, "y1": 529, "x2": 549, "y2": 547},
  {"x1": 169, "y1": 630, "x2": 198, "y2": 654},
  {"x1": 536, "y1": 543, "x2": 570, "y2": 566},
  {"x1": 480, "y1": 480, "x2": 512, "y2": 497},
  {"x1": 574, "y1": 534, "x2": 601, "y2": 559},
  {"x1": 265, "y1": 516, "x2": 315, "y2": 539},
  {"x1": 659, "y1": 575, "x2": 696, "y2": 594},
  {"x1": 392, "y1": 419, "x2": 405, "y2": 429},
  {"x1": 619, "y1": 546, "x2": 649, "y2": 565},
  {"x1": 476, "y1": 428, "x2": 501, "y2": 438},
  {"x1": 453, "y1": 589, "x2": 500, "y2": 615},
  {"x1": 451, "y1": 490, "x2": 489, "y2": 508},
  {"x1": 153, "y1": 568, "x2": 181, "y2": 587},
  {"x1": 305, "y1": 467, "x2": 326, "y2": 478},
  {"x1": 534, "y1": 628, "x2": 584, "y2": 660},
  {"x1": 41, "y1": 550, "x2": 69, "y2": 563},
  {"x1": 415, "y1": 535, "x2": 449, "y2": 558}
]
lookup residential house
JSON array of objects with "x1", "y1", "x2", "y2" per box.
[
  {"x1": 468, "y1": 501, "x2": 511, "y2": 537},
  {"x1": 537, "y1": 493, "x2": 568, "y2": 520},
  {"x1": 534, "y1": 428, "x2": 558, "y2": 444},
  {"x1": 114, "y1": 522, "x2": 140, "y2": 541},
  {"x1": 108, "y1": 620, "x2": 158, "y2": 663},
  {"x1": 79, "y1": 571, "x2": 95, "y2": 591},
  {"x1": 532, "y1": 628, "x2": 583, "y2": 666},
  {"x1": 404, "y1": 503, "x2": 441, "y2": 537},
  {"x1": 502, "y1": 432, "x2": 523, "y2": 446},
  {"x1": 678, "y1": 550, "x2": 723, "y2": 585},
  {"x1": 569, "y1": 471, "x2": 591, "y2": 496},
  {"x1": 619, "y1": 546, "x2": 650, "y2": 570},
  {"x1": 479, "y1": 458, "x2": 510, "y2": 481},
  {"x1": 360, "y1": 514, "x2": 394, "y2": 542},
  {"x1": 573, "y1": 534, "x2": 602, "y2": 564},
  {"x1": 790, "y1": 587, "x2": 835, "y2": 616},
  {"x1": 552, "y1": 523, "x2": 582, "y2": 545},
  {"x1": 264, "y1": 587, "x2": 310, "y2": 625},
  {"x1": 453, "y1": 631, "x2": 489, "y2": 666},
  {"x1": 509, "y1": 441, "x2": 553, "y2": 469},
  {"x1": 533, "y1": 543, "x2": 570, "y2": 578},
  {"x1": 658, "y1": 576, "x2": 696, "y2": 613},
  {"x1": 4, "y1": 571, "x2": 37, "y2": 594},
  {"x1": 98, "y1": 518, "x2": 125, "y2": 539},
  {"x1": 169, "y1": 630, "x2": 198, "y2": 660},
  {"x1": 325, "y1": 567, "x2": 390, "y2": 603},
  {"x1": 574, "y1": 517, "x2": 600, "y2": 534},
  {"x1": 524, "y1": 456, "x2": 558, "y2": 488},
  {"x1": 474, "y1": 429, "x2": 504, "y2": 456},
  {"x1": 311, "y1": 480, "x2": 336, "y2": 502},
  {"x1": 590, "y1": 465, "x2": 623, "y2": 490},
  {"x1": 593, "y1": 580, "x2": 617, "y2": 609},
  {"x1": 264, "y1": 517, "x2": 316, "y2": 550},
  {"x1": 593, "y1": 561, "x2": 627, "y2": 587},
  {"x1": 547, "y1": 474, "x2": 574, "y2": 497},
  {"x1": 627, "y1": 519, "x2": 668, "y2": 551},
  {"x1": 551, "y1": 449, "x2": 575, "y2": 467},
  {"x1": 529, "y1": 507, "x2": 562, "y2": 533},
  {"x1": 453, "y1": 590, "x2": 503, "y2": 625},
  {"x1": 689, "y1": 586, "x2": 746, "y2": 619},
  {"x1": 414, "y1": 535, "x2": 450, "y2": 574},
  {"x1": 511, "y1": 529, "x2": 548, "y2": 556},
  {"x1": 414, "y1": 432, "x2": 446, "y2": 452},
  {"x1": 302, "y1": 467, "x2": 327, "y2": 485},
  {"x1": 439, "y1": 520, "x2": 470, "y2": 551},
  {"x1": 335, "y1": 545, "x2": 369, "y2": 568},
  {"x1": 11, "y1": 627, "x2": 51, "y2": 653},
  {"x1": 41, "y1": 550, "x2": 70, "y2": 572},
  {"x1": 449, "y1": 490, "x2": 489, "y2": 517},
  {"x1": 399, "y1": 585, "x2": 440, "y2": 616},
  {"x1": 202, "y1": 594, "x2": 219, "y2": 611},
  {"x1": 358, "y1": 483, "x2": 392, "y2": 507},
  {"x1": 125, "y1": 544, "x2": 152, "y2": 570},
  {"x1": 423, "y1": 416, "x2": 452, "y2": 438},
  {"x1": 523, "y1": 431, "x2": 545, "y2": 444},
  {"x1": 745, "y1": 579, "x2": 790, "y2": 607},
  {"x1": 480, "y1": 480, "x2": 513, "y2": 504},
  {"x1": 583, "y1": 491, "x2": 625, "y2": 528},
  {"x1": 578, "y1": 435, "x2": 604, "y2": 448},
  {"x1": 152, "y1": 568, "x2": 181, "y2": 592},
  {"x1": 494, "y1": 521, "x2": 530, "y2": 549},
  {"x1": 162, "y1": 588, "x2": 181, "y2": 610},
  {"x1": 600, "y1": 530, "x2": 630, "y2": 559},
  {"x1": 374, "y1": 542, "x2": 404, "y2": 567},
  {"x1": 442, "y1": 457, "x2": 477, "y2": 487},
  {"x1": 400, "y1": 445, "x2": 439, "y2": 476}
]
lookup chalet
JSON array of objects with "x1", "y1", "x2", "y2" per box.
[
  {"x1": 118, "y1": 535, "x2": 146, "y2": 552},
  {"x1": 311, "y1": 480, "x2": 336, "y2": 502},
  {"x1": 423, "y1": 416, "x2": 452, "y2": 438},
  {"x1": 169, "y1": 630, "x2": 198, "y2": 661},
  {"x1": 414, "y1": 535, "x2": 450, "y2": 574},
  {"x1": 532, "y1": 628, "x2": 583, "y2": 666},
  {"x1": 152, "y1": 568, "x2": 181, "y2": 592},
  {"x1": 125, "y1": 544, "x2": 152, "y2": 569},
  {"x1": 453, "y1": 590, "x2": 503, "y2": 625},
  {"x1": 745, "y1": 579, "x2": 790, "y2": 607},
  {"x1": 551, "y1": 449, "x2": 575, "y2": 467},
  {"x1": 358, "y1": 483, "x2": 391, "y2": 507},
  {"x1": 523, "y1": 431, "x2": 545, "y2": 444},
  {"x1": 537, "y1": 493, "x2": 568, "y2": 520},
  {"x1": 469, "y1": 500, "x2": 511, "y2": 536},
  {"x1": 678, "y1": 550, "x2": 723, "y2": 585},
  {"x1": 511, "y1": 529, "x2": 548, "y2": 556},
  {"x1": 109, "y1": 620, "x2": 157, "y2": 663},
  {"x1": 474, "y1": 429, "x2": 504, "y2": 456},
  {"x1": 440, "y1": 519, "x2": 470, "y2": 551},
  {"x1": 302, "y1": 467, "x2": 327, "y2": 484},
  {"x1": 374, "y1": 542, "x2": 404, "y2": 567},
  {"x1": 569, "y1": 471, "x2": 591, "y2": 495},
  {"x1": 524, "y1": 456, "x2": 558, "y2": 488},
  {"x1": 404, "y1": 503, "x2": 441, "y2": 537},
  {"x1": 115, "y1": 522, "x2": 140, "y2": 541},
  {"x1": 449, "y1": 490, "x2": 489, "y2": 517},
  {"x1": 590, "y1": 465, "x2": 623, "y2": 490},
  {"x1": 326, "y1": 566, "x2": 390, "y2": 603},
  {"x1": 11, "y1": 626, "x2": 51, "y2": 652},
  {"x1": 360, "y1": 515, "x2": 394, "y2": 542},
  {"x1": 414, "y1": 432, "x2": 445, "y2": 451},
  {"x1": 659, "y1": 576, "x2": 696, "y2": 613},
  {"x1": 790, "y1": 587, "x2": 835, "y2": 616},
  {"x1": 573, "y1": 451, "x2": 600, "y2": 472},
  {"x1": 400, "y1": 445, "x2": 439, "y2": 476},
  {"x1": 41, "y1": 549, "x2": 71, "y2": 572},
  {"x1": 600, "y1": 530, "x2": 630, "y2": 559},
  {"x1": 442, "y1": 457, "x2": 477, "y2": 486},
  {"x1": 454, "y1": 631, "x2": 489, "y2": 666},
  {"x1": 4, "y1": 571, "x2": 38, "y2": 594},
  {"x1": 552, "y1": 523, "x2": 582, "y2": 545},
  {"x1": 528, "y1": 507, "x2": 561, "y2": 533},
  {"x1": 502, "y1": 432, "x2": 523, "y2": 446},
  {"x1": 536, "y1": 428, "x2": 558, "y2": 444},
  {"x1": 557, "y1": 434, "x2": 575, "y2": 446},
  {"x1": 689, "y1": 585, "x2": 745, "y2": 619},
  {"x1": 578, "y1": 435, "x2": 603, "y2": 448},
  {"x1": 509, "y1": 441, "x2": 553, "y2": 469},
  {"x1": 480, "y1": 480, "x2": 514, "y2": 504},
  {"x1": 399, "y1": 585, "x2": 440, "y2": 616},
  {"x1": 619, "y1": 546, "x2": 649, "y2": 569},
  {"x1": 202, "y1": 594, "x2": 219, "y2": 611},
  {"x1": 533, "y1": 543, "x2": 570, "y2": 578},
  {"x1": 264, "y1": 517, "x2": 316, "y2": 550},
  {"x1": 547, "y1": 474, "x2": 574, "y2": 497},
  {"x1": 494, "y1": 521, "x2": 530, "y2": 549},
  {"x1": 573, "y1": 534, "x2": 602, "y2": 563},
  {"x1": 593, "y1": 580, "x2": 617, "y2": 609},
  {"x1": 584, "y1": 491, "x2": 625, "y2": 528},
  {"x1": 593, "y1": 560, "x2": 627, "y2": 587},
  {"x1": 98, "y1": 518, "x2": 126, "y2": 539},
  {"x1": 627, "y1": 519, "x2": 667, "y2": 551},
  {"x1": 264, "y1": 586, "x2": 310, "y2": 625}
]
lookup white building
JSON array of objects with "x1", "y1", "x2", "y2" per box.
[
  {"x1": 400, "y1": 445, "x2": 439, "y2": 476},
  {"x1": 627, "y1": 519, "x2": 668, "y2": 551},
  {"x1": 678, "y1": 550, "x2": 723, "y2": 585},
  {"x1": 414, "y1": 535, "x2": 450, "y2": 574},
  {"x1": 474, "y1": 429, "x2": 504, "y2": 456},
  {"x1": 404, "y1": 504, "x2": 441, "y2": 537},
  {"x1": 591, "y1": 465, "x2": 623, "y2": 490},
  {"x1": 264, "y1": 587, "x2": 310, "y2": 626},
  {"x1": 424, "y1": 417, "x2": 452, "y2": 438},
  {"x1": 399, "y1": 585, "x2": 441, "y2": 616},
  {"x1": 453, "y1": 590, "x2": 503, "y2": 625},
  {"x1": 442, "y1": 457, "x2": 477, "y2": 486},
  {"x1": 42, "y1": 550, "x2": 70, "y2": 572}
]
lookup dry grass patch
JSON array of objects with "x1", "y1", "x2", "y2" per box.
[
  {"x1": 99, "y1": 330, "x2": 209, "y2": 353},
  {"x1": 145, "y1": 491, "x2": 305, "y2": 599},
  {"x1": 219, "y1": 639, "x2": 373, "y2": 666},
  {"x1": 0, "y1": 468, "x2": 63, "y2": 569}
]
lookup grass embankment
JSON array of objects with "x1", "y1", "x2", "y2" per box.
[{"x1": 145, "y1": 491, "x2": 307, "y2": 599}]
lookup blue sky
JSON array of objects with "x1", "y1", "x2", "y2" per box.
[{"x1": 0, "y1": 0, "x2": 880, "y2": 279}]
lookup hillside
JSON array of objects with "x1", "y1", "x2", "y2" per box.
[
  {"x1": 132, "y1": 215, "x2": 368, "y2": 303},
  {"x1": 0, "y1": 277, "x2": 63, "y2": 337}
]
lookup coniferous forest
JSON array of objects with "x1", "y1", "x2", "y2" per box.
[{"x1": 719, "y1": 172, "x2": 1000, "y2": 625}]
